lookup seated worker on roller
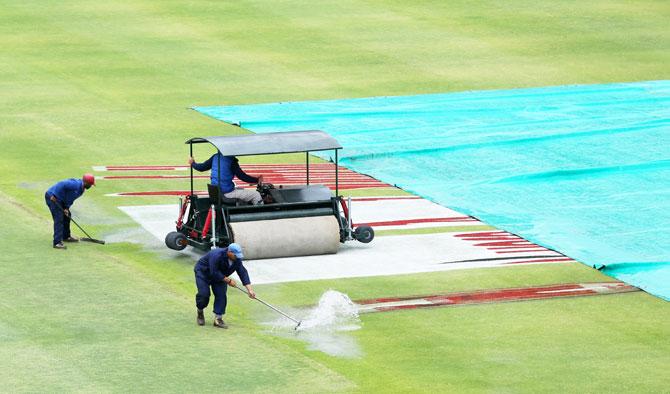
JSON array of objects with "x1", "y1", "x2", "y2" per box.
[
  {"x1": 194, "y1": 243, "x2": 256, "y2": 328},
  {"x1": 189, "y1": 154, "x2": 264, "y2": 205},
  {"x1": 45, "y1": 174, "x2": 95, "y2": 249}
]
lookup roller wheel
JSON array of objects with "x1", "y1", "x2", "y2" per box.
[
  {"x1": 165, "y1": 231, "x2": 188, "y2": 250},
  {"x1": 354, "y1": 226, "x2": 374, "y2": 243}
]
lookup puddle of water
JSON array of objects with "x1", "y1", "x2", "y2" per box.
[
  {"x1": 103, "y1": 227, "x2": 156, "y2": 245},
  {"x1": 71, "y1": 199, "x2": 131, "y2": 225},
  {"x1": 264, "y1": 290, "x2": 362, "y2": 358},
  {"x1": 102, "y1": 226, "x2": 204, "y2": 264},
  {"x1": 18, "y1": 182, "x2": 46, "y2": 190}
]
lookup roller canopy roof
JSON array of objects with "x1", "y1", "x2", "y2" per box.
[{"x1": 186, "y1": 130, "x2": 342, "y2": 156}]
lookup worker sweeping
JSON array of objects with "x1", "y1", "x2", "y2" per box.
[
  {"x1": 44, "y1": 174, "x2": 95, "y2": 249},
  {"x1": 189, "y1": 154, "x2": 264, "y2": 205},
  {"x1": 194, "y1": 243, "x2": 256, "y2": 329}
]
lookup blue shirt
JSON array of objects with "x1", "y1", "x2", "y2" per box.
[
  {"x1": 194, "y1": 247, "x2": 251, "y2": 285},
  {"x1": 191, "y1": 154, "x2": 258, "y2": 193},
  {"x1": 46, "y1": 179, "x2": 85, "y2": 208}
]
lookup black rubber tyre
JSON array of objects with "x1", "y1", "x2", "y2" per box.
[
  {"x1": 354, "y1": 226, "x2": 374, "y2": 243},
  {"x1": 165, "y1": 231, "x2": 188, "y2": 251}
]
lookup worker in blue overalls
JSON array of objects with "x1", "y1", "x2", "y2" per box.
[
  {"x1": 44, "y1": 174, "x2": 95, "y2": 249},
  {"x1": 189, "y1": 154, "x2": 264, "y2": 205},
  {"x1": 194, "y1": 243, "x2": 256, "y2": 329}
]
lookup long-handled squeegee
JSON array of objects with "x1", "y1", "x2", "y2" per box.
[
  {"x1": 231, "y1": 284, "x2": 302, "y2": 330},
  {"x1": 52, "y1": 200, "x2": 105, "y2": 245}
]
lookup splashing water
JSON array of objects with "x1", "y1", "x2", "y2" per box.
[
  {"x1": 298, "y1": 290, "x2": 360, "y2": 331},
  {"x1": 265, "y1": 290, "x2": 362, "y2": 358}
]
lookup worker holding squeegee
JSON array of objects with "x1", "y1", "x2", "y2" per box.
[
  {"x1": 194, "y1": 243, "x2": 256, "y2": 329},
  {"x1": 44, "y1": 174, "x2": 96, "y2": 249}
]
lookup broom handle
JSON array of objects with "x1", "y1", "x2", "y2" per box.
[
  {"x1": 231, "y1": 284, "x2": 301, "y2": 324},
  {"x1": 51, "y1": 198, "x2": 94, "y2": 239}
]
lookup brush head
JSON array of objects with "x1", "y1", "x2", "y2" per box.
[{"x1": 82, "y1": 237, "x2": 106, "y2": 245}]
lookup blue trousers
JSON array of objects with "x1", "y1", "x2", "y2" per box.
[
  {"x1": 45, "y1": 193, "x2": 71, "y2": 246},
  {"x1": 195, "y1": 271, "x2": 228, "y2": 316}
]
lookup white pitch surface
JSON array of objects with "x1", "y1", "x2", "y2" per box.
[
  {"x1": 119, "y1": 199, "x2": 559, "y2": 284},
  {"x1": 244, "y1": 235, "x2": 518, "y2": 284},
  {"x1": 350, "y1": 198, "x2": 480, "y2": 229}
]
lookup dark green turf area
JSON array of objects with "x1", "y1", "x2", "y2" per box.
[{"x1": 1, "y1": 0, "x2": 668, "y2": 392}]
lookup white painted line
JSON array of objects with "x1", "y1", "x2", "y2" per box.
[
  {"x1": 582, "y1": 283, "x2": 626, "y2": 293},
  {"x1": 536, "y1": 288, "x2": 585, "y2": 294},
  {"x1": 357, "y1": 298, "x2": 434, "y2": 313},
  {"x1": 537, "y1": 283, "x2": 628, "y2": 295}
]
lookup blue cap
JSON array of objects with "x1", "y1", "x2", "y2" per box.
[{"x1": 227, "y1": 243, "x2": 244, "y2": 259}]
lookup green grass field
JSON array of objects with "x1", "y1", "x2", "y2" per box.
[{"x1": 1, "y1": 0, "x2": 669, "y2": 392}]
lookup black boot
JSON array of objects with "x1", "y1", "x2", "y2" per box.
[
  {"x1": 213, "y1": 316, "x2": 228, "y2": 329},
  {"x1": 197, "y1": 309, "x2": 205, "y2": 326}
]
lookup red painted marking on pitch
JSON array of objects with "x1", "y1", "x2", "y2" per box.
[
  {"x1": 99, "y1": 162, "x2": 369, "y2": 170},
  {"x1": 494, "y1": 249, "x2": 549, "y2": 254},
  {"x1": 113, "y1": 191, "x2": 207, "y2": 196},
  {"x1": 111, "y1": 184, "x2": 390, "y2": 191},
  {"x1": 103, "y1": 175, "x2": 210, "y2": 179},
  {"x1": 104, "y1": 165, "x2": 189, "y2": 171},
  {"x1": 102, "y1": 175, "x2": 383, "y2": 185},
  {"x1": 488, "y1": 245, "x2": 540, "y2": 250},
  {"x1": 109, "y1": 192, "x2": 420, "y2": 201},
  {"x1": 455, "y1": 230, "x2": 551, "y2": 254},
  {"x1": 102, "y1": 175, "x2": 381, "y2": 181},
  {"x1": 356, "y1": 282, "x2": 638, "y2": 313},
  {"x1": 100, "y1": 164, "x2": 341, "y2": 171},
  {"x1": 113, "y1": 185, "x2": 380, "y2": 196},
  {"x1": 98, "y1": 163, "x2": 394, "y2": 190}
]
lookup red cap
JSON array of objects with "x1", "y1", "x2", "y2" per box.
[{"x1": 83, "y1": 173, "x2": 95, "y2": 186}]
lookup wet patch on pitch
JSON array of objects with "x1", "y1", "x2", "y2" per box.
[{"x1": 264, "y1": 290, "x2": 362, "y2": 358}]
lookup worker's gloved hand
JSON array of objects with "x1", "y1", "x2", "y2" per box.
[
  {"x1": 188, "y1": 157, "x2": 194, "y2": 165},
  {"x1": 50, "y1": 195, "x2": 57, "y2": 203},
  {"x1": 225, "y1": 277, "x2": 237, "y2": 288},
  {"x1": 63, "y1": 209, "x2": 70, "y2": 217}
]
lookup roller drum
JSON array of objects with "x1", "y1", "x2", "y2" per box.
[{"x1": 230, "y1": 216, "x2": 340, "y2": 260}]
